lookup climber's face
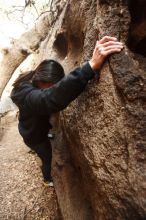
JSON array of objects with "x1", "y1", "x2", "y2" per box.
[{"x1": 37, "y1": 81, "x2": 54, "y2": 89}]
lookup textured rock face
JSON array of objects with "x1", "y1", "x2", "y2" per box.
[{"x1": 49, "y1": 0, "x2": 146, "y2": 219}]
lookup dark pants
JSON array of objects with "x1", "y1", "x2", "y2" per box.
[{"x1": 25, "y1": 138, "x2": 52, "y2": 181}]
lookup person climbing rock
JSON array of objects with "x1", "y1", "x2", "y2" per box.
[{"x1": 11, "y1": 36, "x2": 123, "y2": 187}]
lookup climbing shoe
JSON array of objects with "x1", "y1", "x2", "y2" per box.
[{"x1": 43, "y1": 180, "x2": 54, "y2": 187}]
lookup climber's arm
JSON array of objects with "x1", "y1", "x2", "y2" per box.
[{"x1": 24, "y1": 62, "x2": 96, "y2": 115}]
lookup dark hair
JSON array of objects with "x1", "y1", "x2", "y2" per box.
[{"x1": 13, "y1": 59, "x2": 65, "y2": 88}]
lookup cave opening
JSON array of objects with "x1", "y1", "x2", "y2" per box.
[
  {"x1": 53, "y1": 32, "x2": 68, "y2": 59},
  {"x1": 127, "y1": 0, "x2": 146, "y2": 57}
]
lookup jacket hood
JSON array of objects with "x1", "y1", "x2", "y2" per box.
[{"x1": 11, "y1": 82, "x2": 35, "y2": 106}]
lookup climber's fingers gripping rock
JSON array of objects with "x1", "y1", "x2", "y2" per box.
[{"x1": 89, "y1": 36, "x2": 124, "y2": 71}]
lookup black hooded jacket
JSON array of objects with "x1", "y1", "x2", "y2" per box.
[{"x1": 11, "y1": 62, "x2": 98, "y2": 145}]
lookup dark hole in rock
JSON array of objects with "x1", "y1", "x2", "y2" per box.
[
  {"x1": 53, "y1": 33, "x2": 68, "y2": 59},
  {"x1": 70, "y1": 34, "x2": 83, "y2": 53},
  {"x1": 127, "y1": 0, "x2": 146, "y2": 57}
]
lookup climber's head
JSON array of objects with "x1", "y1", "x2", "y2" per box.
[
  {"x1": 13, "y1": 59, "x2": 65, "y2": 89},
  {"x1": 32, "y1": 59, "x2": 65, "y2": 88}
]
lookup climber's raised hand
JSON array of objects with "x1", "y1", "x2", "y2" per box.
[{"x1": 89, "y1": 36, "x2": 124, "y2": 71}]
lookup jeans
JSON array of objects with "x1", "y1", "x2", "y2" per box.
[{"x1": 24, "y1": 138, "x2": 52, "y2": 181}]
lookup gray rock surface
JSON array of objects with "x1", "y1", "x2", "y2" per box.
[{"x1": 50, "y1": 0, "x2": 146, "y2": 219}]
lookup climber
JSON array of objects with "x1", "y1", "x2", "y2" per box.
[{"x1": 11, "y1": 36, "x2": 123, "y2": 187}]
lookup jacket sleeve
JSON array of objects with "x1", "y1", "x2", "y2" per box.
[{"x1": 24, "y1": 62, "x2": 99, "y2": 115}]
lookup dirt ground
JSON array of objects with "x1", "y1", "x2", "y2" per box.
[{"x1": 0, "y1": 114, "x2": 59, "y2": 220}]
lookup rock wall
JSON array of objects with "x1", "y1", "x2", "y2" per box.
[
  {"x1": 49, "y1": 0, "x2": 146, "y2": 219},
  {"x1": 2, "y1": 0, "x2": 146, "y2": 219}
]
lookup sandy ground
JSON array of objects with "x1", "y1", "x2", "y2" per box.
[{"x1": 0, "y1": 115, "x2": 59, "y2": 220}]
